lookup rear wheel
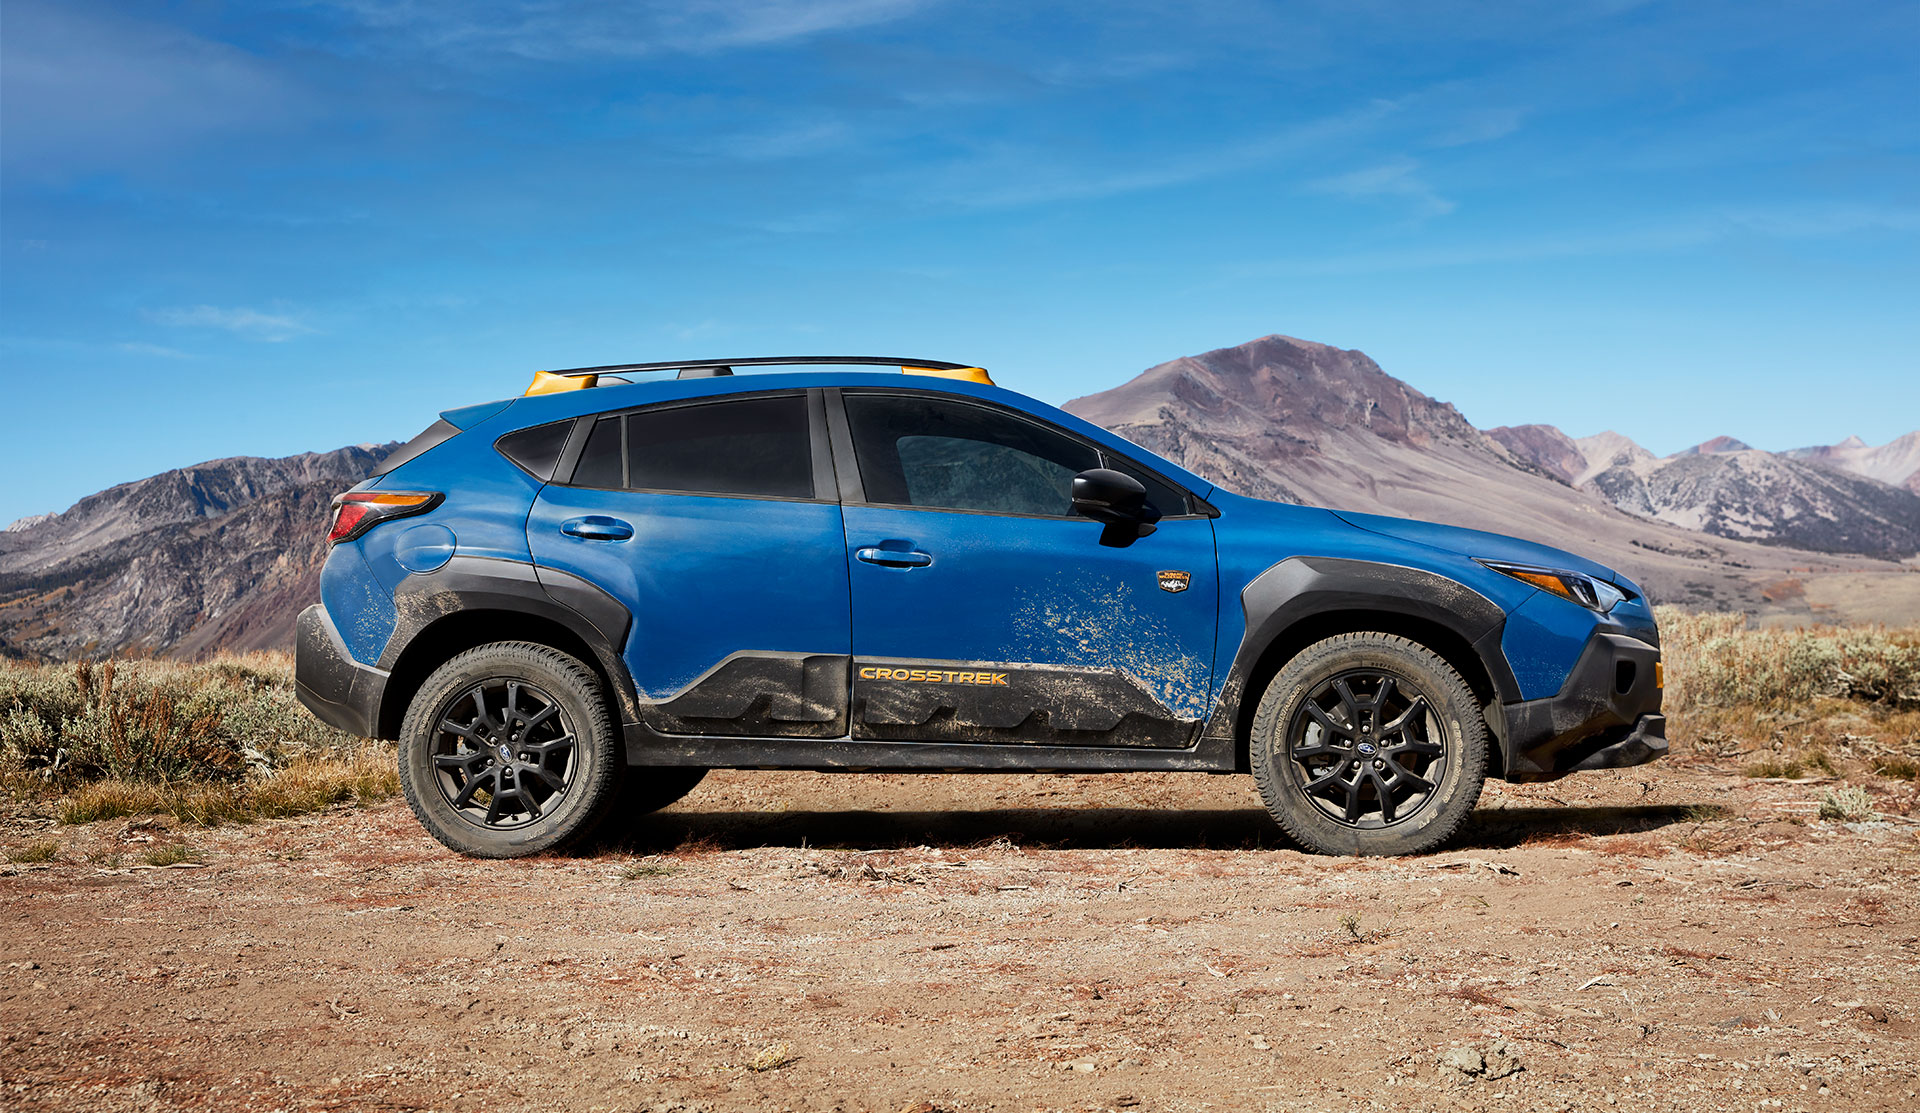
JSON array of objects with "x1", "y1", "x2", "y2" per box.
[
  {"x1": 1250, "y1": 632, "x2": 1487, "y2": 856},
  {"x1": 398, "y1": 642, "x2": 621, "y2": 858}
]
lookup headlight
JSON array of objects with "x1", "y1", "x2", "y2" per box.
[{"x1": 1479, "y1": 560, "x2": 1628, "y2": 613}]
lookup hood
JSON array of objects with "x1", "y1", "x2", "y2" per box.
[{"x1": 1331, "y1": 510, "x2": 1622, "y2": 584}]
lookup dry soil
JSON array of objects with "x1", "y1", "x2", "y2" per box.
[{"x1": 3, "y1": 762, "x2": 1917, "y2": 1112}]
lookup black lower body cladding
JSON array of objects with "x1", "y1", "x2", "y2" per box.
[
  {"x1": 1501, "y1": 631, "x2": 1666, "y2": 781},
  {"x1": 293, "y1": 604, "x2": 389, "y2": 738}
]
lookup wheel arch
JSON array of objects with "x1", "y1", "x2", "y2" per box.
[
  {"x1": 370, "y1": 556, "x2": 637, "y2": 740},
  {"x1": 377, "y1": 609, "x2": 619, "y2": 741},
  {"x1": 1209, "y1": 557, "x2": 1518, "y2": 776}
]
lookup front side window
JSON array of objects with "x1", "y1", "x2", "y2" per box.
[
  {"x1": 568, "y1": 394, "x2": 813, "y2": 499},
  {"x1": 845, "y1": 394, "x2": 1101, "y2": 516}
]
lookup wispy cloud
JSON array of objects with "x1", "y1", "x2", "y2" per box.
[
  {"x1": 1, "y1": 1, "x2": 309, "y2": 179},
  {"x1": 145, "y1": 305, "x2": 317, "y2": 342},
  {"x1": 1223, "y1": 202, "x2": 1920, "y2": 279},
  {"x1": 116, "y1": 342, "x2": 193, "y2": 360},
  {"x1": 1307, "y1": 157, "x2": 1455, "y2": 218},
  {"x1": 318, "y1": 0, "x2": 939, "y2": 61},
  {"x1": 903, "y1": 97, "x2": 1405, "y2": 211}
]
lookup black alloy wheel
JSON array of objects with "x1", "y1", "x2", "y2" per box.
[
  {"x1": 1286, "y1": 670, "x2": 1448, "y2": 829},
  {"x1": 431, "y1": 679, "x2": 578, "y2": 829}
]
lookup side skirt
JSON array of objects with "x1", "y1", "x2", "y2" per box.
[{"x1": 621, "y1": 723, "x2": 1240, "y2": 773}]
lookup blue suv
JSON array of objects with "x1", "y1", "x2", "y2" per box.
[{"x1": 295, "y1": 357, "x2": 1665, "y2": 858}]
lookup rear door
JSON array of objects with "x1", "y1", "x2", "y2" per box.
[
  {"x1": 527, "y1": 390, "x2": 851, "y2": 737},
  {"x1": 832, "y1": 389, "x2": 1219, "y2": 748}
]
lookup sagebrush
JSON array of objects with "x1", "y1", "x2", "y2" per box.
[
  {"x1": 0, "y1": 652, "x2": 396, "y2": 823},
  {"x1": 1657, "y1": 607, "x2": 1920, "y2": 712}
]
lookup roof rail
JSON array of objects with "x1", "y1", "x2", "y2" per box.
[{"x1": 524, "y1": 356, "x2": 993, "y2": 396}]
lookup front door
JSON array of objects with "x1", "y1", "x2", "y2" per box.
[
  {"x1": 528, "y1": 391, "x2": 851, "y2": 737},
  {"x1": 834, "y1": 390, "x2": 1218, "y2": 748}
]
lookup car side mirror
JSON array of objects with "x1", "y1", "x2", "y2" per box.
[{"x1": 1071, "y1": 468, "x2": 1161, "y2": 544}]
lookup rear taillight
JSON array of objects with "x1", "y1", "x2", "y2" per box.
[{"x1": 327, "y1": 491, "x2": 442, "y2": 544}]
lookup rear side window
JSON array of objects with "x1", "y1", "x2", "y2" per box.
[{"x1": 568, "y1": 394, "x2": 813, "y2": 499}]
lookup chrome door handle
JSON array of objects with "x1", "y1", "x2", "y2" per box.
[
  {"x1": 560, "y1": 515, "x2": 634, "y2": 541},
  {"x1": 855, "y1": 546, "x2": 932, "y2": 568}
]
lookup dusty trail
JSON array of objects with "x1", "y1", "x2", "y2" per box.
[{"x1": 3, "y1": 764, "x2": 1916, "y2": 1112}]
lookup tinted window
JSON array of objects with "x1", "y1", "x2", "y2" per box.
[
  {"x1": 572, "y1": 415, "x2": 624, "y2": 489},
  {"x1": 495, "y1": 420, "x2": 573, "y2": 481},
  {"x1": 845, "y1": 394, "x2": 1100, "y2": 516},
  {"x1": 625, "y1": 395, "x2": 811, "y2": 498},
  {"x1": 569, "y1": 394, "x2": 811, "y2": 499}
]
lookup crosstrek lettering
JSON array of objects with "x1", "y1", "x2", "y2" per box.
[{"x1": 860, "y1": 666, "x2": 1011, "y2": 686}]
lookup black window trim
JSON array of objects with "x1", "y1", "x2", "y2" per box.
[
  {"x1": 548, "y1": 388, "x2": 834, "y2": 504},
  {"x1": 829, "y1": 386, "x2": 1211, "y2": 521}
]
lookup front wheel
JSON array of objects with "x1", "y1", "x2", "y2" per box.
[
  {"x1": 398, "y1": 642, "x2": 622, "y2": 858},
  {"x1": 1249, "y1": 632, "x2": 1488, "y2": 856}
]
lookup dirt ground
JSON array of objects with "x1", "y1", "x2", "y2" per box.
[{"x1": 3, "y1": 760, "x2": 1917, "y2": 1113}]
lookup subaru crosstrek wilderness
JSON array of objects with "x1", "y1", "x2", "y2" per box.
[{"x1": 296, "y1": 356, "x2": 1665, "y2": 858}]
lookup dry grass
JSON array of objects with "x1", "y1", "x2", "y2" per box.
[
  {"x1": 0, "y1": 652, "x2": 359, "y2": 785},
  {"x1": 1659, "y1": 609, "x2": 1920, "y2": 784},
  {"x1": 56, "y1": 750, "x2": 399, "y2": 827},
  {"x1": 0, "y1": 651, "x2": 397, "y2": 826},
  {"x1": 5, "y1": 839, "x2": 58, "y2": 863},
  {"x1": 140, "y1": 843, "x2": 198, "y2": 867}
]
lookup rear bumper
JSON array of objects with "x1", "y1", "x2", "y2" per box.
[
  {"x1": 294, "y1": 604, "x2": 390, "y2": 738},
  {"x1": 1500, "y1": 630, "x2": 1666, "y2": 782}
]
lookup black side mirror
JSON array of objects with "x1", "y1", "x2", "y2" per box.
[{"x1": 1071, "y1": 468, "x2": 1161, "y2": 544}]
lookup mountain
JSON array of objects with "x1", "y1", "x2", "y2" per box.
[
  {"x1": 0, "y1": 446, "x2": 394, "y2": 660},
  {"x1": 1675, "y1": 435, "x2": 1754, "y2": 456},
  {"x1": 1490, "y1": 422, "x2": 1920, "y2": 559},
  {"x1": 1786, "y1": 432, "x2": 1920, "y2": 495},
  {"x1": 1066, "y1": 334, "x2": 1916, "y2": 615}
]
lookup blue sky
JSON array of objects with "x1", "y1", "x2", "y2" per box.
[{"x1": 2, "y1": 0, "x2": 1916, "y2": 525}]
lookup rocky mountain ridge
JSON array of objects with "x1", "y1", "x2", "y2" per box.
[
  {"x1": 1065, "y1": 334, "x2": 1916, "y2": 615},
  {"x1": 1487, "y1": 425, "x2": 1920, "y2": 558},
  {"x1": 0, "y1": 445, "x2": 395, "y2": 660}
]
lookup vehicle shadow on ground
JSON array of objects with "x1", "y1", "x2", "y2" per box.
[{"x1": 586, "y1": 803, "x2": 1712, "y2": 855}]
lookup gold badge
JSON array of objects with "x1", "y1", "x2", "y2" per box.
[{"x1": 1157, "y1": 570, "x2": 1190, "y2": 593}]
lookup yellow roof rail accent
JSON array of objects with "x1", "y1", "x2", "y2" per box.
[
  {"x1": 525, "y1": 371, "x2": 596, "y2": 396},
  {"x1": 903, "y1": 365, "x2": 994, "y2": 385}
]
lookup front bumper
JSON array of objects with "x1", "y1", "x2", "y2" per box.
[
  {"x1": 1500, "y1": 630, "x2": 1666, "y2": 781},
  {"x1": 294, "y1": 604, "x2": 390, "y2": 738}
]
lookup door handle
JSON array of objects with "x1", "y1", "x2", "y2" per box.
[
  {"x1": 855, "y1": 546, "x2": 932, "y2": 568},
  {"x1": 560, "y1": 515, "x2": 634, "y2": 541}
]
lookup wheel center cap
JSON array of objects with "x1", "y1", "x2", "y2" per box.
[
  {"x1": 1356, "y1": 740, "x2": 1378, "y2": 756},
  {"x1": 497, "y1": 745, "x2": 513, "y2": 761}
]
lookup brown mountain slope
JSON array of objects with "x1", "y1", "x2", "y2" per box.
[
  {"x1": 0, "y1": 447, "x2": 393, "y2": 660},
  {"x1": 1064, "y1": 334, "x2": 1915, "y2": 618}
]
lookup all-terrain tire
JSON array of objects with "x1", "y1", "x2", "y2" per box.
[
  {"x1": 1249, "y1": 632, "x2": 1488, "y2": 856},
  {"x1": 398, "y1": 641, "x2": 622, "y2": 858}
]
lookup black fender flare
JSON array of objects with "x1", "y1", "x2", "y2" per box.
[
  {"x1": 1198, "y1": 556, "x2": 1519, "y2": 763},
  {"x1": 375, "y1": 555, "x2": 639, "y2": 731}
]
